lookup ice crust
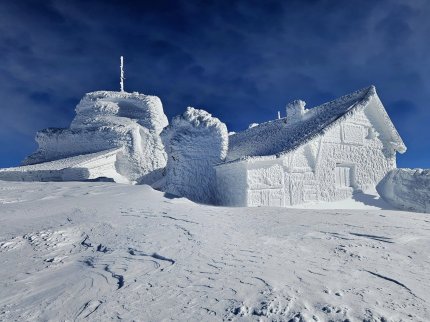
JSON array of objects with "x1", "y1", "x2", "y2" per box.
[
  {"x1": 23, "y1": 91, "x2": 168, "y2": 183},
  {"x1": 161, "y1": 107, "x2": 228, "y2": 204},
  {"x1": 377, "y1": 168, "x2": 430, "y2": 213}
]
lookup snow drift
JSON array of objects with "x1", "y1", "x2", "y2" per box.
[
  {"x1": 377, "y1": 168, "x2": 430, "y2": 213},
  {"x1": 23, "y1": 91, "x2": 168, "y2": 183},
  {"x1": 161, "y1": 107, "x2": 228, "y2": 204}
]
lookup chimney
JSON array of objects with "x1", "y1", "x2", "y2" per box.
[{"x1": 286, "y1": 100, "x2": 306, "y2": 123}]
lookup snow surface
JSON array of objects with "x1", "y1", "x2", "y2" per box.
[
  {"x1": 227, "y1": 86, "x2": 406, "y2": 162},
  {"x1": 24, "y1": 91, "x2": 168, "y2": 183},
  {"x1": 377, "y1": 168, "x2": 430, "y2": 213},
  {"x1": 1, "y1": 181, "x2": 429, "y2": 321},
  {"x1": 161, "y1": 107, "x2": 228, "y2": 204}
]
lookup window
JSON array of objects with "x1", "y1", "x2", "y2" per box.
[{"x1": 342, "y1": 124, "x2": 364, "y2": 145}]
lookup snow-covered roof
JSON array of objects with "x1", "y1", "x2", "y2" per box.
[
  {"x1": 1, "y1": 148, "x2": 122, "y2": 172},
  {"x1": 225, "y1": 86, "x2": 406, "y2": 163},
  {"x1": 71, "y1": 90, "x2": 168, "y2": 134}
]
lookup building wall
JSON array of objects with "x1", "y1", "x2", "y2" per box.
[
  {"x1": 246, "y1": 160, "x2": 285, "y2": 207},
  {"x1": 316, "y1": 108, "x2": 395, "y2": 202},
  {"x1": 215, "y1": 162, "x2": 248, "y2": 206},
  {"x1": 217, "y1": 106, "x2": 397, "y2": 207}
]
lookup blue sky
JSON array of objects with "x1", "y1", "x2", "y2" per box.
[{"x1": 0, "y1": 0, "x2": 429, "y2": 168}]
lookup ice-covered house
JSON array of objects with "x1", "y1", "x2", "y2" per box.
[{"x1": 215, "y1": 86, "x2": 406, "y2": 207}]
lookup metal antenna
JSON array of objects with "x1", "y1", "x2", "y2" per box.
[{"x1": 120, "y1": 56, "x2": 125, "y2": 92}]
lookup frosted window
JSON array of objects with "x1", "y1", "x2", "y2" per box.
[{"x1": 343, "y1": 124, "x2": 363, "y2": 145}]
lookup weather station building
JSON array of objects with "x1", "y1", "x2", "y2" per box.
[{"x1": 215, "y1": 86, "x2": 406, "y2": 207}]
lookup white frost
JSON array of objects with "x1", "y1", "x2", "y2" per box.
[{"x1": 161, "y1": 107, "x2": 228, "y2": 204}]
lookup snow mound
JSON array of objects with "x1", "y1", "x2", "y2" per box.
[
  {"x1": 161, "y1": 107, "x2": 228, "y2": 204},
  {"x1": 377, "y1": 168, "x2": 430, "y2": 213},
  {"x1": 23, "y1": 91, "x2": 168, "y2": 183}
]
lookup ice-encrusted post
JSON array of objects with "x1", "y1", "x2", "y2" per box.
[
  {"x1": 277, "y1": 111, "x2": 281, "y2": 119},
  {"x1": 120, "y1": 56, "x2": 125, "y2": 92}
]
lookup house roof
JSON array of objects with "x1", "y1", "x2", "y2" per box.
[
  {"x1": 225, "y1": 86, "x2": 406, "y2": 163},
  {"x1": 0, "y1": 148, "x2": 122, "y2": 172}
]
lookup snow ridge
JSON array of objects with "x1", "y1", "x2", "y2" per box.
[{"x1": 377, "y1": 168, "x2": 430, "y2": 213}]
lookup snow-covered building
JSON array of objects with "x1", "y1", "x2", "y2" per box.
[
  {"x1": 215, "y1": 86, "x2": 406, "y2": 207},
  {"x1": 1, "y1": 91, "x2": 169, "y2": 184}
]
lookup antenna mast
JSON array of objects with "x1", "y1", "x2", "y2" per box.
[{"x1": 120, "y1": 56, "x2": 125, "y2": 92}]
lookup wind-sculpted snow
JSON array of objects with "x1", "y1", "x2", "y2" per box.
[
  {"x1": 23, "y1": 91, "x2": 168, "y2": 183},
  {"x1": 161, "y1": 107, "x2": 228, "y2": 204},
  {"x1": 0, "y1": 181, "x2": 429, "y2": 321},
  {"x1": 377, "y1": 168, "x2": 430, "y2": 213}
]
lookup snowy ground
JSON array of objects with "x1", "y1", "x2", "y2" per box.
[{"x1": 0, "y1": 181, "x2": 429, "y2": 321}]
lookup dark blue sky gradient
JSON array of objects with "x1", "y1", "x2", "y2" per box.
[{"x1": 0, "y1": 0, "x2": 429, "y2": 168}]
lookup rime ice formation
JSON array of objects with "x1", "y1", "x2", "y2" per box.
[
  {"x1": 161, "y1": 107, "x2": 228, "y2": 204},
  {"x1": 22, "y1": 91, "x2": 168, "y2": 183},
  {"x1": 377, "y1": 168, "x2": 430, "y2": 213},
  {"x1": 216, "y1": 86, "x2": 407, "y2": 207}
]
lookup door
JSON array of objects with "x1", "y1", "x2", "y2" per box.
[{"x1": 335, "y1": 166, "x2": 352, "y2": 188}]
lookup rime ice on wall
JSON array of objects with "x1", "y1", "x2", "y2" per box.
[
  {"x1": 24, "y1": 91, "x2": 168, "y2": 183},
  {"x1": 216, "y1": 86, "x2": 406, "y2": 207},
  {"x1": 161, "y1": 107, "x2": 228, "y2": 204},
  {"x1": 377, "y1": 168, "x2": 430, "y2": 213}
]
